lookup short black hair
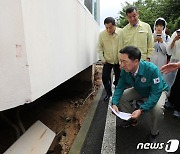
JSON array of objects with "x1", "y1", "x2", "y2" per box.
[
  {"x1": 126, "y1": 6, "x2": 137, "y2": 15},
  {"x1": 165, "y1": 27, "x2": 170, "y2": 35},
  {"x1": 120, "y1": 46, "x2": 141, "y2": 61},
  {"x1": 104, "y1": 17, "x2": 115, "y2": 25},
  {"x1": 155, "y1": 19, "x2": 165, "y2": 28}
]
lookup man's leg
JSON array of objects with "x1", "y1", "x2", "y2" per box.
[
  {"x1": 113, "y1": 64, "x2": 120, "y2": 86},
  {"x1": 117, "y1": 88, "x2": 142, "y2": 127},
  {"x1": 150, "y1": 91, "x2": 167, "y2": 135},
  {"x1": 118, "y1": 88, "x2": 142, "y2": 113},
  {"x1": 170, "y1": 70, "x2": 180, "y2": 117},
  {"x1": 102, "y1": 63, "x2": 113, "y2": 99}
]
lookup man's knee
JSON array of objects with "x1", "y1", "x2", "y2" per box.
[
  {"x1": 152, "y1": 102, "x2": 165, "y2": 117},
  {"x1": 118, "y1": 96, "x2": 134, "y2": 112},
  {"x1": 120, "y1": 94, "x2": 127, "y2": 102}
]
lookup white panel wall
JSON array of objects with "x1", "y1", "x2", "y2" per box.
[
  {"x1": 0, "y1": 0, "x2": 31, "y2": 111},
  {"x1": 0, "y1": 0, "x2": 99, "y2": 111}
]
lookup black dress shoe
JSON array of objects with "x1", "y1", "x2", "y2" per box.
[
  {"x1": 104, "y1": 95, "x2": 111, "y2": 101},
  {"x1": 119, "y1": 118, "x2": 137, "y2": 128},
  {"x1": 149, "y1": 132, "x2": 159, "y2": 143}
]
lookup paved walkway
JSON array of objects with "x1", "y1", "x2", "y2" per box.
[{"x1": 70, "y1": 86, "x2": 180, "y2": 154}]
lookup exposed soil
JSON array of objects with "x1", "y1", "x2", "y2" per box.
[{"x1": 0, "y1": 64, "x2": 102, "y2": 154}]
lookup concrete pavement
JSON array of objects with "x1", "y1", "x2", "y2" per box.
[{"x1": 69, "y1": 86, "x2": 180, "y2": 154}]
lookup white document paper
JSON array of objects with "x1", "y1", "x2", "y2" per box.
[{"x1": 109, "y1": 105, "x2": 131, "y2": 120}]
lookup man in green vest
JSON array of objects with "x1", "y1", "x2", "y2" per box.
[
  {"x1": 111, "y1": 46, "x2": 169, "y2": 142},
  {"x1": 97, "y1": 17, "x2": 122, "y2": 101},
  {"x1": 119, "y1": 6, "x2": 154, "y2": 61}
]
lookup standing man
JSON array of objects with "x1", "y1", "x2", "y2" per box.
[
  {"x1": 112, "y1": 46, "x2": 169, "y2": 142},
  {"x1": 165, "y1": 29, "x2": 180, "y2": 117},
  {"x1": 97, "y1": 17, "x2": 122, "y2": 101},
  {"x1": 166, "y1": 28, "x2": 180, "y2": 88},
  {"x1": 119, "y1": 6, "x2": 154, "y2": 61}
]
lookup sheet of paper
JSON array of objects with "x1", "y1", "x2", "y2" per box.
[{"x1": 109, "y1": 105, "x2": 131, "y2": 120}]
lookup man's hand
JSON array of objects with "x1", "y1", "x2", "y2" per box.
[
  {"x1": 174, "y1": 35, "x2": 180, "y2": 41},
  {"x1": 112, "y1": 105, "x2": 119, "y2": 112},
  {"x1": 154, "y1": 37, "x2": 158, "y2": 42},
  {"x1": 154, "y1": 36, "x2": 163, "y2": 43},
  {"x1": 102, "y1": 61, "x2": 107, "y2": 65},
  {"x1": 158, "y1": 37, "x2": 163, "y2": 43},
  {"x1": 146, "y1": 58, "x2": 150, "y2": 62},
  {"x1": 170, "y1": 35, "x2": 180, "y2": 49},
  {"x1": 131, "y1": 109, "x2": 142, "y2": 120},
  {"x1": 161, "y1": 63, "x2": 178, "y2": 74}
]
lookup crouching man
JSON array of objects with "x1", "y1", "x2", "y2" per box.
[{"x1": 111, "y1": 46, "x2": 169, "y2": 142}]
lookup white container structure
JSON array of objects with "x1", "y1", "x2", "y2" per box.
[{"x1": 0, "y1": 0, "x2": 100, "y2": 111}]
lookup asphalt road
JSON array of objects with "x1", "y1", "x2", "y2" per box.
[{"x1": 80, "y1": 89, "x2": 180, "y2": 154}]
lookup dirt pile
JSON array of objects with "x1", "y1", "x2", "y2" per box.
[{"x1": 0, "y1": 64, "x2": 102, "y2": 154}]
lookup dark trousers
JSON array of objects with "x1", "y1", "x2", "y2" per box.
[
  {"x1": 102, "y1": 63, "x2": 120, "y2": 96},
  {"x1": 169, "y1": 70, "x2": 180, "y2": 111}
]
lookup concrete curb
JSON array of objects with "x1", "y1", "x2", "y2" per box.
[{"x1": 69, "y1": 85, "x2": 104, "y2": 154}]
